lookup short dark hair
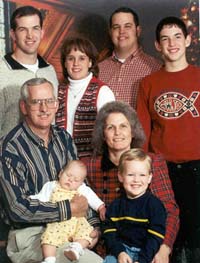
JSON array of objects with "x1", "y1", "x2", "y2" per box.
[
  {"x1": 11, "y1": 5, "x2": 43, "y2": 30},
  {"x1": 109, "y1": 6, "x2": 139, "y2": 28},
  {"x1": 156, "y1": 16, "x2": 188, "y2": 42},
  {"x1": 60, "y1": 36, "x2": 99, "y2": 83}
]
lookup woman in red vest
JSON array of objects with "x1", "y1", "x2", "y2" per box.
[{"x1": 56, "y1": 36, "x2": 115, "y2": 158}]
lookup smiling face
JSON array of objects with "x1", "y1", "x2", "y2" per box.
[
  {"x1": 118, "y1": 159, "x2": 152, "y2": 199},
  {"x1": 155, "y1": 24, "x2": 191, "y2": 66},
  {"x1": 20, "y1": 82, "x2": 58, "y2": 135},
  {"x1": 104, "y1": 112, "x2": 132, "y2": 154},
  {"x1": 10, "y1": 14, "x2": 44, "y2": 57},
  {"x1": 110, "y1": 12, "x2": 140, "y2": 58},
  {"x1": 64, "y1": 48, "x2": 92, "y2": 80}
]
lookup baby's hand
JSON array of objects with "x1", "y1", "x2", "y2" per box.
[{"x1": 98, "y1": 204, "x2": 106, "y2": 221}]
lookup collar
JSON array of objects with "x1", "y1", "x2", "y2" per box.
[
  {"x1": 68, "y1": 72, "x2": 93, "y2": 92},
  {"x1": 101, "y1": 150, "x2": 117, "y2": 172},
  {"x1": 112, "y1": 46, "x2": 143, "y2": 62},
  {"x1": 68, "y1": 72, "x2": 93, "y2": 86},
  {"x1": 22, "y1": 122, "x2": 56, "y2": 147},
  {"x1": 4, "y1": 53, "x2": 49, "y2": 70}
]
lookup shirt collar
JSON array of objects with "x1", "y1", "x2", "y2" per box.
[
  {"x1": 22, "y1": 122, "x2": 56, "y2": 147},
  {"x1": 112, "y1": 46, "x2": 143, "y2": 62},
  {"x1": 4, "y1": 53, "x2": 49, "y2": 70},
  {"x1": 101, "y1": 150, "x2": 117, "y2": 171}
]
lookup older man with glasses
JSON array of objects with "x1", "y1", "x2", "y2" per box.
[{"x1": 0, "y1": 78, "x2": 103, "y2": 263}]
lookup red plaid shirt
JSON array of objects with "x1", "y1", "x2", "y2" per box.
[
  {"x1": 83, "y1": 152, "x2": 179, "y2": 250},
  {"x1": 99, "y1": 47, "x2": 162, "y2": 109}
]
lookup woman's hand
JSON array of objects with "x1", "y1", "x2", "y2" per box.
[{"x1": 151, "y1": 244, "x2": 171, "y2": 263}]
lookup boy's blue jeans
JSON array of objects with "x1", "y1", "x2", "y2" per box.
[{"x1": 103, "y1": 244, "x2": 140, "y2": 263}]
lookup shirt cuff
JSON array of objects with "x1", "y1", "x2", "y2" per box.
[{"x1": 57, "y1": 200, "x2": 71, "y2": 221}]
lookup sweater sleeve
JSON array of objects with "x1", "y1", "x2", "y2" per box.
[
  {"x1": 97, "y1": 85, "x2": 115, "y2": 111},
  {"x1": 78, "y1": 183, "x2": 104, "y2": 211},
  {"x1": 150, "y1": 153, "x2": 180, "y2": 250},
  {"x1": 102, "y1": 201, "x2": 125, "y2": 257},
  {"x1": 137, "y1": 79, "x2": 152, "y2": 151},
  {"x1": 0, "y1": 88, "x2": 6, "y2": 138},
  {"x1": 138, "y1": 196, "x2": 166, "y2": 263},
  {"x1": 29, "y1": 181, "x2": 57, "y2": 202}
]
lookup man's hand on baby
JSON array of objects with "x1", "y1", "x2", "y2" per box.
[{"x1": 70, "y1": 194, "x2": 88, "y2": 217}]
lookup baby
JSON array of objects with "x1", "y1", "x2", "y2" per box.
[{"x1": 30, "y1": 160, "x2": 105, "y2": 263}]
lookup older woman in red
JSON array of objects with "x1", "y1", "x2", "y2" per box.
[{"x1": 84, "y1": 101, "x2": 179, "y2": 263}]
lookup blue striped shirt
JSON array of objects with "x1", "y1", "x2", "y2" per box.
[{"x1": 0, "y1": 122, "x2": 77, "y2": 228}]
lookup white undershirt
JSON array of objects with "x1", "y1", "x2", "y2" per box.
[
  {"x1": 67, "y1": 72, "x2": 115, "y2": 135},
  {"x1": 21, "y1": 59, "x2": 39, "y2": 73},
  {"x1": 117, "y1": 58, "x2": 126, "y2": 63},
  {"x1": 114, "y1": 53, "x2": 126, "y2": 63}
]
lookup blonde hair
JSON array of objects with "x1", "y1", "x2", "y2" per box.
[
  {"x1": 119, "y1": 148, "x2": 152, "y2": 174},
  {"x1": 61, "y1": 160, "x2": 87, "y2": 177}
]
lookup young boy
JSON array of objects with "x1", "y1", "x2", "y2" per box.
[
  {"x1": 137, "y1": 16, "x2": 200, "y2": 262},
  {"x1": 30, "y1": 160, "x2": 105, "y2": 263},
  {"x1": 103, "y1": 148, "x2": 166, "y2": 263}
]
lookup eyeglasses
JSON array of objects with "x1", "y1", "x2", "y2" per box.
[{"x1": 27, "y1": 98, "x2": 57, "y2": 110}]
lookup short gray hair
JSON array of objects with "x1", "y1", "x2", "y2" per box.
[
  {"x1": 21, "y1": 78, "x2": 55, "y2": 100},
  {"x1": 92, "y1": 101, "x2": 146, "y2": 155}
]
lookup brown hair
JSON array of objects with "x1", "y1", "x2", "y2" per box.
[
  {"x1": 11, "y1": 5, "x2": 43, "y2": 30},
  {"x1": 60, "y1": 36, "x2": 99, "y2": 83}
]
